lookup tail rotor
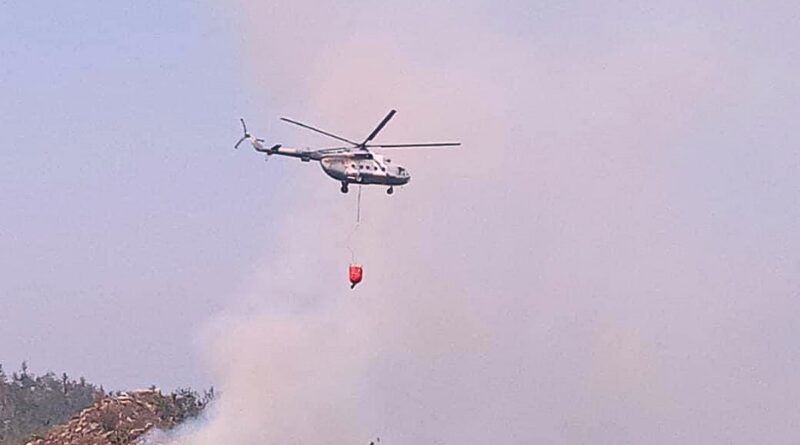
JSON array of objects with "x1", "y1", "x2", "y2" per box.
[
  {"x1": 234, "y1": 118, "x2": 251, "y2": 149},
  {"x1": 235, "y1": 118, "x2": 281, "y2": 163},
  {"x1": 235, "y1": 118, "x2": 266, "y2": 149}
]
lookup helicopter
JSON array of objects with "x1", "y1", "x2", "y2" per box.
[{"x1": 234, "y1": 109, "x2": 460, "y2": 194}]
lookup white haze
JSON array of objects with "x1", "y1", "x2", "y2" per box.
[{"x1": 167, "y1": 1, "x2": 800, "y2": 443}]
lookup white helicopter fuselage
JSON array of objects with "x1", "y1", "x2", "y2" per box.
[
  {"x1": 253, "y1": 141, "x2": 410, "y2": 188},
  {"x1": 320, "y1": 155, "x2": 410, "y2": 186}
]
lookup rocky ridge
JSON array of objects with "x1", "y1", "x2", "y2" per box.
[{"x1": 22, "y1": 390, "x2": 204, "y2": 445}]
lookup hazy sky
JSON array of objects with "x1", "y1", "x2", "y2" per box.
[
  {"x1": 3, "y1": 1, "x2": 800, "y2": 443},
  {"x1": 0, "y1": 0, "x2": 275, "y2": 388}
]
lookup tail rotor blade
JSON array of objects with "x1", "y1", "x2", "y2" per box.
[
  {"x1": 235, "y1": 118, "x2": 252, "y2": 149},
  {"x1": 234, "y1": 136, "x2": 248, "y2": 149}
]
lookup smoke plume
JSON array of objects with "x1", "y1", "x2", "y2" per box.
[{"x1": 171, "y1": 1, "x2": 800, "y2": 443}]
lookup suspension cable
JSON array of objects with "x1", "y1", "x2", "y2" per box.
[
  {"x1": 347, "y1": 185, "x2": 363, "y2": 263},
  {"x1": 356, "y1": 184, "x2": 362, "y2": 224}
]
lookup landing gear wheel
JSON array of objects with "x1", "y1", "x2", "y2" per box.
[
  {"x1": 341, "y1": 182, "x2": 349, "y2": 194},
  {"x1": 387, "y1": 187, "x2": 394, "y2": 195}
]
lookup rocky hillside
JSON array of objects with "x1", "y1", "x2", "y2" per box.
[
  {"x1": 21, "y1": 389, "x2": 209, "y2": 445},
  {"x1": 0, "y1": 364, "x2": 102, "y2": 445}
]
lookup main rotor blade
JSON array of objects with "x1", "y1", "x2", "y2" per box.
[
  {"x1": 280, "y1": 117, "x2": 359, "y2": 146},
  {"x1": 365, "y1": 142, "x2": 461, "y2": 149},
  {"x1": 239, "y1": 118, "x2": 248, "y2": 135},
  {"x1": 362, "y1": 109, "x2": 397, "y2": 145}
]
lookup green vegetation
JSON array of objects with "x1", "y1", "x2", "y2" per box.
[
  {"x1": 0, "y1": 363, "x2": 215, "y2": 445},
  {"x1": 0, "y1": 362, "x2": 101, "y2": 445},
  {"x1": 153, "y1": 386, "x2": 215, "y2": 425}
]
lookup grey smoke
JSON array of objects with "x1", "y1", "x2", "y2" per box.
[{"x1": 170, "y1": 1, "x2": 800, "y2": 443}]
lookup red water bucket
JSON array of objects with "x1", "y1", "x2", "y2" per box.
[{"x1": 349, "y1": 263, "x2": 363, "y2": 288}]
